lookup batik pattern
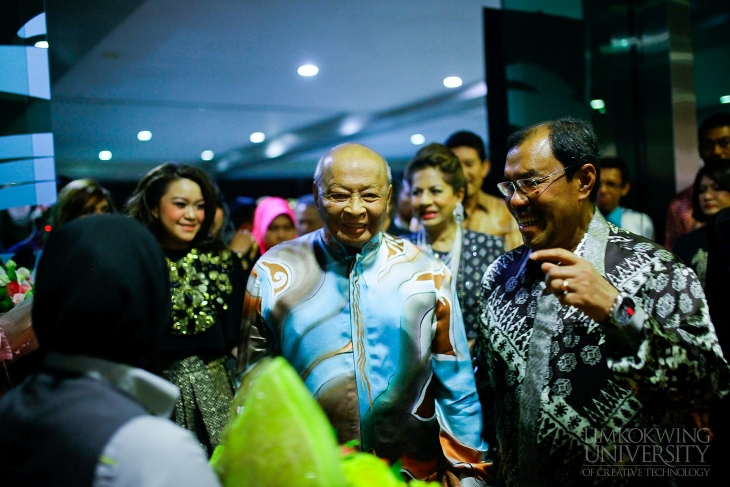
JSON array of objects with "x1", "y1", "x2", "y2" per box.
[{"x1": 476, "y1": 211, "x2": 729, "y2": 487}]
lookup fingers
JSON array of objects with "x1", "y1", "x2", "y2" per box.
[{"x1": 530, "y1": 248, "x2": 579, "y2": 266}]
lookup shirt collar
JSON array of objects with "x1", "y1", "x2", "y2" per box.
[
  {"x1": 319, "y1": 229, "x2": 383, "y2": 262},
  {"x1": 43, "y1": 352, "x2": 179, "y2": 417}
]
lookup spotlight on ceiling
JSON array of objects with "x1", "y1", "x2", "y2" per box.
[
  {"x1": 137, "y1": 130, "x2": 152, "y2": 141},
  {"x1": 201, "y1": 150, "x2": 215, "y2": 161},
  {"x1": 250, "y1": 132, "x2": 265, "y2": 143},
  {"x1": 410, "y1": 134, "x2": 426, "y2": 145},
  {"x1": 298, "y1": 64, "x2": 319, "y2": 77},
  {"x1": 98, "y1": 150, "x2": 112, "y2": 161},
  {"x1": 443, "y1": 76, "x2": 462, "y2": 88}
]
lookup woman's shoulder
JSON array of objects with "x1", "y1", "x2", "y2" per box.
[{"x1": 462, "y1": 229, "x2": 506, "y2": 250}]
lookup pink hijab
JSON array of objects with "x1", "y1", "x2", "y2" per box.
[{"x1": 251, "y1": 197, "x2": 296, "y2": 254}]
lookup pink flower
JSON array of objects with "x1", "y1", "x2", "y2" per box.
[{"x1": 11, "y1": 293, "x2": 27, "y2": 306}]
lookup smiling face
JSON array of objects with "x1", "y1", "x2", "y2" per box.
[
  {"x1": 698, "y1": 175, "x2": 730, "y2": 217},
  {"x1": 315, "y1": 145, "x2": 391, "y2": 249},
  {"x1": 153, "y1": 178, "x2": 205, "y2": 250},
  {"x1": 450, "y1": 145, "x2": 489, "y2": 199},
  {"x1": 410, "y1": 166, "x2": 464, "y2": 236},
  {"x1": 504, "y1": 126, "x2": 593, "y2": 251}
]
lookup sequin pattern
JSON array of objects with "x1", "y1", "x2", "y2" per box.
[{"x1": 167, "y1": 248, "x2": 235, "y2": 335}]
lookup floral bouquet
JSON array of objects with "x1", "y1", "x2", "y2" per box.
[
  {"x1": 0, "y1": 259, "x2": 33, "y2": 314},
  {"x1": 210, "y1": 357, "x2": 438, "y2": 487}
]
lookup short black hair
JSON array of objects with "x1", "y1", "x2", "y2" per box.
[
  {"x1": 698, "y1": 112, "x2": 730, "y2": 139},
  {"x1": 599, "y1": 157, "x2": 629, "y2": 185},
  {"x1": 692, "y1": 160, "x2": 730, "y2": 222},
  {"x1": 506, "y1": 117, "x2": 600, "y2": 201},
  {"x1": 444, "y1": 131, "x2": 488, "y2": 161}
]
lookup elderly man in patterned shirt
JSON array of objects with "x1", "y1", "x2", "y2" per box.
[
  {"x1": 475, "y1": 118, "x2": 729, "y2": 487},
  {"x1": 237, "y1": 143, "x2": 490, "y2": 486}
]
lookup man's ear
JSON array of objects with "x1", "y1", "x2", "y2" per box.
[
  {"x1": 312, "y1": 183, "x2": 320, "y2": 209},
  {"x1": 481, "y1": 159, "x2": 491, "y2": 179},
  {"x1": 577, "y1": 164, "x2": 597, "y2": 200}
]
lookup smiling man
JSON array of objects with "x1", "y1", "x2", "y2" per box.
[
  {"x1": 237, "y1": 143, "x2": 490, "y2": 486},
  {"x1": 474, "y1": 119, "x2": 729, "y2": 487}
]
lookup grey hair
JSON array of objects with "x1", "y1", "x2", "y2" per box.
[{"x1": 314, "y1": 144, "x2": 393, "y2": 191}]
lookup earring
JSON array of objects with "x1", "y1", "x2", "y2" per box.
[{"x1": 453, "y1": 202, "x2": 465, "y2": 224}]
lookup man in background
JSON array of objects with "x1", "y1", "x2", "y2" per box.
[
  {"x1": 596, "y1": 157, "x2": 654, "y2": 239},
  {"x1": 293, "y1": 193, "x2": 323, "y2": 236},
  {"x1": 665, "y1": 112, "x2": 730, "y2": 249},
  {"x1": 445, "y1": 131, "x2": 522, "y2": 250}
]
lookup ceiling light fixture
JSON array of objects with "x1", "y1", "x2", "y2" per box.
[
  {"x1": 410, "y1": 134, "x2": 426, "y2": 145},
  {"x1": 137, "y1": 130, "x2": 152, "y2": 141},
  {"x1": 201, "y1": 150, "x2": 215, "y2": 161},
  {"x1": 34, "y1": 40, "x2": 48, "y2": 49},
  {"x1": 443, "y1": 76, "x2": 462, "y2": 88},
  {"x1": 298, "y1": 64, "x2": 319, "y2": 77},
  {"x1": 98, "y1": 150, "x2": 112, "y2": 161},
  {"x1": 250, "y1": 132, "x2": 265, "y2": 143},
  {"x1": 721, "y1": 95, "x2": 730, "y2": 104}
]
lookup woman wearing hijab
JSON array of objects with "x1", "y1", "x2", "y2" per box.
[
  {"x1": 251, "y1": 196, "x2": 297, "y2": 255},
  {"x1": 126, "y1": 162, "x2": 245, "y2": 457},
  {"x1": 0, "y1": 214, "x2": 220, "y2": 486}
]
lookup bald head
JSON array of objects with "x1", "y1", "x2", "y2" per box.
[
  {"x1": 314, "y1": 143, "x2": 392, "y2": 191},
  {"x1": 313, "y1": 143, "x2": 393, "y2": 248}
]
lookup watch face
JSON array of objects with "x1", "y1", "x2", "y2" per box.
[{"x1": 614, "y1": 295, "x2": 635, "y2": 325}]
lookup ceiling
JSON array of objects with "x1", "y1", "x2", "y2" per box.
[
  {"x1": 42, "y1": 0, "x2": 730, "y2": 186},
  {"x1": 46, "y1": 0, "x2": 508, "y2": 183}
]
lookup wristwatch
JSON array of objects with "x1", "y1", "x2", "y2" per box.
[{"x1": 608, "y1": 292, "x2": 636, "y2": 327}]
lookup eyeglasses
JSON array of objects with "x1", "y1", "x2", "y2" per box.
[{"x1": 497, "y1": 166, "x2": 575, "y2": 197}]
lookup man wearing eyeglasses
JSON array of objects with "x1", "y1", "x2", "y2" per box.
[
  {"x1": 474, "y1": 118, "x2": 729, "y2": 487},
  {"x1": 237, "y1": 143, "x2": 490, "y2": 486}
]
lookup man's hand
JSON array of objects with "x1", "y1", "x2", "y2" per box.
[{"x1": 530, "y1": 248, "x2": 619, "y2": 323}]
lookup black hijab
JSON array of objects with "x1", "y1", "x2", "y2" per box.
[{"x1": 32, "y1": 214, "x2": 170, "y2": 370}]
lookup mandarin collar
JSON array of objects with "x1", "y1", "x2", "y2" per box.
[{"x1": 319, "y1": 229, "x2": 383, "y2": 262}]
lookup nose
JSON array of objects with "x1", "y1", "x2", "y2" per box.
[
  {"x1": 183, "y1": 205, "x2": 196, "y2": 220},
  {"x1": 507, "y1": 189, "x2": 529, "y2": 209},
  {"x1": 344, "y1": 194, "x2": 365, "y2": 215}
]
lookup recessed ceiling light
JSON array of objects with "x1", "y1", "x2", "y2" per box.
[
  {"x1": 137, "y1": 130, "x2": 152, "y2": 141},
  {"x1": 34, "y1": 40, "x2": 48, "y2": 49},
  {"x1": 298, "y1": 64, "x2": 319, "y2": 77},
  {"x1": 98, "y1": 150, "x2": 112, "y2": 161},
  {"x1": 443, "y1": 76, "x2": 462, "y2": 88},
  {"x1": 410, "y1": 134, "x2": 426, "y2": 145},
  {"x1": 250, "y1": 132, "x2": 265, "y2": 143},
  {"x1": 201, "y1": 150, "x2": 215, "y2": 161},
  {"x1": 721, "y1": 95, "x2": 730, "y2": 104}
]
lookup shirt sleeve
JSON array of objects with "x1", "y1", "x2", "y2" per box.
[
  {"x1": 235, "y1": 266, "x2": 274, "y2": 374},
  {"x1": 429, "y1": 264, "x2": 490, "y2": 480},
  {"x1": 605, "y1": 255, "x2": 730, "y2": 411},
  {"x1": 93, "y1": 416, "x2": 222, "y2": 487}
]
